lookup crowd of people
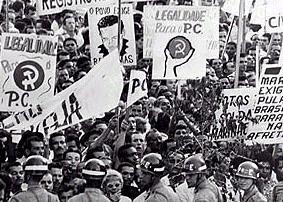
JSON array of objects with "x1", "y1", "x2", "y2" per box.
[{"x1": 0, "y1": 0, "x2": 282, "y2": 201}]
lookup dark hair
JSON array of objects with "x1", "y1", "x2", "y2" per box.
[
  {"x1": 262, "y1": 33, "x2": 271, "y2": 42},
  {"x1": 84, "y1": 146, "x2": 104, "y2": 161},
  {"x1": 97, "y1": 15, "x2": 124, "y2": 33},
  {"x1": 25, "y1": 136, "x2": 44, "y2": 151},
  {"x1": 49, "y1": 132, "x2": 65, "y2": 150},
  {"x1": 63, "y1": 148, "x2": 82, "y2": 160},
  {"x1": 63, "y1": 16, "x2": 75, "y2": 25},
  {"x1": 66, "y1": 134, "x2": 80, "y2": 150},
  {"x1": 118, "y1": 144, "x2": 135, "y2": 162},
  {"x1": 5, "y1": 162, "x2": 22, "y2": 173},
  {"x1": 63, "y1": 37, "x2": 77, "y2": 47},
  {"x1": 24, "y1": 5, "x2": 36, "y2": 15},
  {"x1": 117, "y1": 162, "x2": 135, "y2": 172},
  {"x1": 48, "y1": 162, "x2": 63, "y2": 170},
  {"x1": 227, "y1": 41, "x2": 237, "y2": 48},
  {"x1": 12, "y1": 1, "x2": 23, "y2": 12}
]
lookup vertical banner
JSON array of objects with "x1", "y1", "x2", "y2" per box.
[
  {"x1": 127, "y1": 70, "x2": 148, "y2": 107},
  {"x1": 88, "y1": 3, "x2": 137, "y2": 66},
  {"x1": 0, "y1": 33, "x2": 57, "y2": 112},
  {"x1": 247, "y1": 64, "x2": 283, "y2": 144},
  {"x1": 144, "y1": 6, "x2": 219, "y2": 59},
  {"x1": 210, "y1": 88, "x2": 256, "y2": 142}
]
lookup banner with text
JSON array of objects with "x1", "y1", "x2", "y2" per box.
[
  {"x1": 2, "y1": 50, "x2": 123, "y2": 136},
  {"x1": 0, "y1": 33, "x2": 57, "y2": 112},
  {"x1": 36, "y1": 0, "x2": 116, "y2": 15},
  {"x1": 209, "y1": 88, "x2": 256, "y2": 142},
  {"x1": 143, "y1": 6, "x2": 219, "y2": 59},
  {"x1": 247, "y1": 65, "x2": 283, "y2": 144},
  {"x1": 127, "y1": 70, "x2": 148, "y2": 106},
  {"x1": 88, "y1": 4, "x2": 136, "y2": 66}
]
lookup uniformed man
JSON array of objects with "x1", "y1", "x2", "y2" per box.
[
  {"x1": 183, "y1": 154, "x2": 223, "y2": 202},
  {"x1": 68, "y1": 158, "x2": 110, "y2": 202},
  {"x1": 134, "y1": 153, "x2": 179, "y2": 202},
  {"x1": 9, "y1": 155, "x2": 60, "y2": 202},
  {"x1": 236, "y1": 161, "x2": 267, "y2": 202}
]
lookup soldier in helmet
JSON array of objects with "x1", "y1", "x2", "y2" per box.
[
  {"x1": 134, "y1": 153, "x2": 179, "y2": 202},
  {"x1": 236, "y1": 161, "x2": 267, "y2": 202},
  {"x1": 9, "y1": 155, "x2": 60, "y2": 202},
  {"x1": 68, "y1": 158, "x2": 110, "y2": 202},
  {"x1": 183, "y1": 154, "x2": 223, "y2": 202}
]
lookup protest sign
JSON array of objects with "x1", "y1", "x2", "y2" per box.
[
  {"x1": 127, "y1": 70, "x2": 148, "y2": 107},
  {"x1": 36, "y1": 0, "x2": 114, "y2": 16},
  {"x1": 209, "y1": 88, "x2": 256, "y2": 142},
  {"x1": 247, "y1": 65, "x2": 283, "y2": 144},
  {"x1": 2, "y1": 50, "x2": 123, "y2": 136},
  {"x1": 266, "y1": 12, "x2": 283, "y2": 33},
  {"x1": 0, "y1": 33, "x2": 57, "y2": 112},
  {"x1": 88, "y1": 4, "x2": 136, "y2": 66},
  {"x1": 144, "y1": 6, "x2": 219, "y2": 59}
]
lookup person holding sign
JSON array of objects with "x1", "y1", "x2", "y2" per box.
[{"x1": 97, "y1": 15, "x2": 129, "y2": 59}]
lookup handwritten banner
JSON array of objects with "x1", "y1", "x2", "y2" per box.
[
  {"x1": 0, "y1": 33, "x2": 57, "y2": 112},
  {"x1": 247, "y1": 65, "x2": 283, "y2": 144},
  {"x1": 144, "y1": 6, "x2": 219, "y2": 59},
  {"x1": 2, "y1": 50, "x2": 123, "y2": 136},
  {"x1": 209, "y1": 88, "x2": 256, "y2": 142}
]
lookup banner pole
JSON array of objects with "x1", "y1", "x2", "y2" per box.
[
  {"x1": 116, "y1": 0, "x2": 122, "y2": 134},
  {"x1": 221, "y1": 16, "x2": 235, "y2": 61},
  {"x1": 5, "y1": 0, "x2": 9, "y2": 32},
  {"x1": 234, "y1": 0, "x2": 245, "y2": 88},
  {"x1": 117, "y1": 0, "x2": 122, "y2": 54}
]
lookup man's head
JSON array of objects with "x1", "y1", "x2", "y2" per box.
[
  {"x1": 118, "y1": 144, "x2": 139, "y2": 165},
  {"x1": 260, "y1": 33, "x2": 271, "y2": 51},
  {"x1": 220, "y1": 77, "x2": 231, "y2": 89},
  {"x1": 140, "y1": 153, "x2": 165, "y2": 191},
  {"x1": 236, "y1": 161, "x2": 258, "y2": 191},
  {"x1": 226, "y1": 42, "x2": 237, "y2": 58},
  {"x1": 6, "y1": 162, "x2": 24, "y2": 187},
  {"x1": 97, "y1": 15, "x2": 125, "y2": 53},
  {"x1": 145, "y1": 129, "x2": 163, "y2": 153},
  {"x1": 25, "y1": 136, "x2": 44, "y2": 157},
  {"x1": 63, "y1": 38, "x2": 78, "y2": 54},
  {"x1": 82, "y1": 158, "x2": 107, "y2": 188},
  {"x1": 23, "y1": 155, "x2": 49, "y2": 183},
  {"x1": 66, "y1": 134, "x2": 80, "y2": 151},
  {"x1": 239, "y1": 53, "x2": 247, "y2": 73},
  {"x1": 118, "y1": 162, "x2": 135, "y2": 186},
  {"x1": 130, "y1": 101, "x2": 143, "y2": 117},
  {"x1": 273, "y1": 33, "x2": 282, "y2": 46},
  {"x1": 166, "y1": 151, "x2": 184, "y2": 172},
  {"x1": 49, "y1": 132, "x2": 67, "y2": 160},
  {"x1": 63, "y1": 149, "x2": 82, "y2": 171},
  {"x1": 40, "y1": 172, "x2": 53, "y2": 192},
  {"x1": 48, "y1": 162, "x2": 63, "y2": 191},
  {"x1": 24, "y1": 5, "x2": 36, "y2": 21},
  {"x1": 183, "y1": 154, "x2": 207, "y2": 188},
  {"x1": 130, "y1": 132, "x2": 146, "y2": 158},
  {"x1": 63, "y1": 16, "x2": 76, "y2": 33}
]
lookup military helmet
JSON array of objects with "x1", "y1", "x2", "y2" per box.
[
  {"x1": 24, "y1": 155, "x2": 48, "y2": 175},
  {"x1": 140, "y1": 153, "x2": 165, "y2": 176},
  {"x1": 236, "y1": 161, "x2": 259, "y2": 180},
  {"x1": 82, "y1": 158, "x2": 107, "y2": 179},
  {"x1": 183, "y1": 154, "x2": 207, "y2": 175}
]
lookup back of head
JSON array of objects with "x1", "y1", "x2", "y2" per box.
[{"x1": 82, "y1": 158, "x2": 106, "y2": 188}]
